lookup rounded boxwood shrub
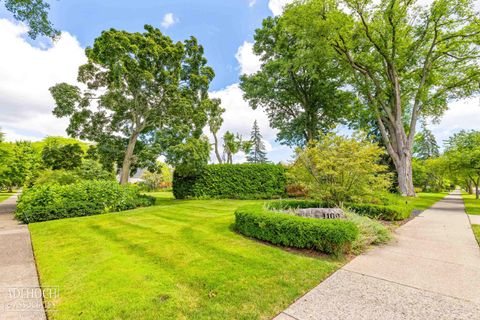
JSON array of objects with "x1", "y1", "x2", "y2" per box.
[
  {"x1": 234, "y1": 201, "x2": 359, "y2": 256},
  {"x1": 15, "y1": 180, "x2": 155, "y2": 223},
  {"x1": 173, "y1": 163, "x2": 286, "y2": 199}
]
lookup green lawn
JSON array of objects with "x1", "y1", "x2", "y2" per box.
[
  {"x1": 28, "y1": 191, "x2": 446, "y2": 319},
  {"x1": 403, "y1": 192, "x2": 448, "y2": 211},
  {"x1": 29, "y1": 193, "x2": 341, "y2": 320},
  {"x1": 0, "y1": 192, "x2": 16, "y2": 203},
  {"x1": 461, "y1": 193, "x2": 480, "y2": 215},
  {"x1": 472, "y1": 225, "x2": 480, "y2": 246}
]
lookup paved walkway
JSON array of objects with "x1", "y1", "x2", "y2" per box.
[
  {"x1": 0, "y1": 195, "x2": 46, "y2": 320},
  {"x1": 275, "y1": 190, "x2": 480, "y2": 320}
]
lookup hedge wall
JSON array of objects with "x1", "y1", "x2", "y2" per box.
[
  {"x1": 15, "y1": 180, "x2": 155, "y2": 223},
  {"x1": 234, "y1": 203, "x2": 358, "y2": 256},
  {"x1": 173, "y1": 164, "x2": 286, "y2": 199}
]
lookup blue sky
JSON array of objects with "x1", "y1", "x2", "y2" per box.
[{"x1": 21, "y1": 0, "x2": 271, "y2": 91}]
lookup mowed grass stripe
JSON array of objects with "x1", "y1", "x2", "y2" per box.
[{"x1": 29, "y1": 194, "x2": 339, "y2": 319}]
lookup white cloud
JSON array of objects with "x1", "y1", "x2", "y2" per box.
[
  {"x1": 430, "y1": 97, "x2": 480, "y2": 147},
  {"x1": 235, "y1": 41, "x2": 261, "y2": 76},
  {"x1": 268, "y1": 0, "x2": 295, "y2": 16},
  {"x1": 249, "y1": 0, "x2": 257, "y2": 7},
  {"x1": 161, "y1": 13, "x2": 178, "y2": 29},
  {"x1": 0, "y1": 19, "x2": 86, "y2": 142}
]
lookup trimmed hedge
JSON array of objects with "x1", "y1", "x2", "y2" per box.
[
  {"x1": 234, "y1": 203, "x2": 358, "y2": 255},
  {"x1": 267, "y1": 199, "x2": 407, "y2": 221},
  {"x1": 347, "y1": 203, "x2": 409, "y2": 221},
  {"x1": 173, "y1": 164, "x2": 286, "y2": 199},
  {"x1": 15, "y1": 180, "x2": 155, "y2": 223}
]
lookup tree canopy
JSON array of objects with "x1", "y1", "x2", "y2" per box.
[
  {"x1": 50, "y1": 25, "x2": 215, "y2": 184},
  {"x1": 282, "y1": 0, "x2": 480, "y2": 195},
  {"x1": 240, "y1": 14, "x2": 354, "y2": 147},
  {"x1": 3, "y1": 0, "x2": 58, "y2": 39}
]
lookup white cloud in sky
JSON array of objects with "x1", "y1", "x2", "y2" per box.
[
  {"x1": 161, "y1": 13, "x2": 178, "y2": 29},
  {"x1": 249, "y1": 0, "x2": 257, "y2": 7},
  {"x1": 430, "y1": 97, "x2": 480, "y2": 147},
  {"x1": 235, "y1": 41, "x2": 262, "y2": 76},
  {"x1": 0, "y1": 19, "x2": 86, "y2": 142},
  {"x1": 268, "y1": 0, "x2": 295, "y2": 16},
  {"x1": 208, "y1": 83, "x2": 278, "y2": 163}
]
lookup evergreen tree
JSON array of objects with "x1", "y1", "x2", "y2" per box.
[
  {"x1": 247, "y1": 120, "x2": 268, "y2": 163},
  {"x1": 413, "y1": 127, "x2": 440, "y2": 160}
]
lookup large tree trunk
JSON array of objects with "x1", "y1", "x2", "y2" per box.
[
  {"x1": 375, "y1": 113, "x2": 416, "y2": 197},
  {"x1": 119, "y1": 132, "x2": 139, "y2": 185},
  {"x1": 213, "y1": 132, "x2": 222, "y2": 164},
  {"x1": 394, "y1": 152, "x2": 415, "y2": 196}
]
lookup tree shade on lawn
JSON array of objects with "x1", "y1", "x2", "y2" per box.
[{"x1": 29, "y1": 193, "x2": 341, "y2": 319}]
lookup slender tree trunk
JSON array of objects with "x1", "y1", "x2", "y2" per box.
[
  {"x1": 119, "y1": 132, "x2": 139, "y2": 185},
  {"x1": 467, "y1": 179, "x2": 473, "y2": 194},
  {"x1": 475, "y1": 176, "x2": 480, "y2": 200},
  {"x1": 213, "y1": 132, "x2": 222, "y2": 164}
]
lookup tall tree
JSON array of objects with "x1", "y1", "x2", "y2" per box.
[
  {"x1": 50, "y1": 25, "x2": 214, "y2": 184},
  {"x1": 204, "y1": 98, "x2": 225, "y2": 163},
  {"x1": 247, "y1": 120, "x2": 268, "y2": 163},
  {"x1": 288, "y1": 0, "x2": 480, "y2": 195},
  {"x1": 240, "y1": 15, "x2": 354, "y2": 147},
  {"x1": 222, "y1": 131, "x2": 241, "y2": 164},
  {"x1": 413, "y1": 127, "x2": 440, "y2": 160},
  {"x1": 3, "y1": 0, "x2": 58, "y2": 39}
]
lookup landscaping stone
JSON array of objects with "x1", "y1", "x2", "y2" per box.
[{"x1": 296, "y1": 208, "x2": 346, "y2": 219}]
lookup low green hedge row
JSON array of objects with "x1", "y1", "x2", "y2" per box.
[
  {"x1": 234, "y1": 204, "x2": 359, "y2": 256},
  {"x1": 347, "y1": 203, "x2": 409, "y2": 221},
  {"x1": 267, "y1": 199, "x2": 408, "y2": 221},
  {"x1": 15, "y1": 180, "x2": 155, "y2": 223},
  {"x1": 173, "y1": 164, "x2": 286, "y2": 199}
]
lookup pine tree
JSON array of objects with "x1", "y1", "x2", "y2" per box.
[
  {"x1": 413, "y1": 127, "x2": 440, "y2": 160},
  {"x1": 247, "y1": 120, "x2": 268, "y2": 163}
]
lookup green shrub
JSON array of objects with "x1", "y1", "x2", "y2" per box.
[
  {"x1": 346, "y1": 203, "x2": 408, "y2": 221},
  {"x1": 34, "y1": 169, "x2": 80, "y2": 186},
  {"x1": 234, "y1": 204, "x2": 358, "y2": 256},
  {"x1": 173, "y1": 164, "x2": 286, "y2": 199},
  {"x1": 15, "y1": 180, "x2": 155, "y2": 223},
  {"x1": 344, "y1": 210, "x2": 391, "y2": 254}
]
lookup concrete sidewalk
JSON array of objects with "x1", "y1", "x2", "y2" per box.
[
  {"x1": 0, "y1": 195, "x2": 46, "y2": 320},
  {"x1": 275, "y1": 191, "x2": 480, "y2": 320}
]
